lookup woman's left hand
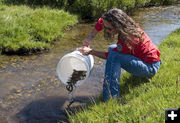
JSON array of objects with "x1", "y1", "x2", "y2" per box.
[{"x1": 78, "y1": 46, "x2": 92, "y2": 55}]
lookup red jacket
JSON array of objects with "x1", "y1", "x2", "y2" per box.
[{"x1": 95, "y1": 18, "x2": 160, "y2": 64}]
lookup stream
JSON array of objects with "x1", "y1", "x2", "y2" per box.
[{"x1": 0, "y1": 5, "x2": 180, "y2": 123}]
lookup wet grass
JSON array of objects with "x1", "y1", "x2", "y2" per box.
[
  {"x1": 68, "y1": 29, "x2": 180, "y2": 122},
  {"x1": 0, "y1": 5, "x2": 78, "y2": 55}
]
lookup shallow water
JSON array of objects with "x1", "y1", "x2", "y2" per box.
[
  {"x1": 131, "y1": 5, "x2": 180, "y2": 45},
  {"x1": 0, "y1": 5, "x2": 180, "y2": 123}
]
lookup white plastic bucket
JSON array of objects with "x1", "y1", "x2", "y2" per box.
[{"x1": 56, "y1": 50, "x2": 94, "y2": 86}]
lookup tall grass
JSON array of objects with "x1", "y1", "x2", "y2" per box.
[
  {"x1": 0, "y1": 5, "x2": 78, "y2": 54},
  {"x1": 68, "y1": 28, "x2": 180, "y2": 122},
  {"x1": 0, "y1": 0, "x2": 179, "y2": 18}
]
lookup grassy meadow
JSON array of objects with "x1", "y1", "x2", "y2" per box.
[
  {"x1": 68, "y1": 28, "x2": 180, "y2": 122},
  {"x1": 0, "y1": 5, "x2": 78, "y2": 54}
]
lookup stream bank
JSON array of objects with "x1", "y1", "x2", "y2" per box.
[{"x1": 0, "y1": 4, "x2": 180, "y2": 123}]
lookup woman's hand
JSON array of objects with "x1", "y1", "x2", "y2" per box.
[{"x1": 78, "y1": 46, "x2": 92, "y2": 55}]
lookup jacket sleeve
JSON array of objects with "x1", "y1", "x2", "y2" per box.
[{"x1": 95, "y1": 18, "x2": 103, "y2": 31}]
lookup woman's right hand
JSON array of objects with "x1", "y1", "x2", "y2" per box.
[{"x1": 78, "y1": 46, "x2": 92, "y2": 56}]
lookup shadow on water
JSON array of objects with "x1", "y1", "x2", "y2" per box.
[{"x1": 16, "y1": 96, "x2": 93, "y2": 123}]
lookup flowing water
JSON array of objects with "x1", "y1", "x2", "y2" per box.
[{"x1": 0, "y1": 5, "x2": 180, "y2": 123}]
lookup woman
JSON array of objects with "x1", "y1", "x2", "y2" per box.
[{"x1": 78, "y1": 8, "x2": 161, "y2": 101}]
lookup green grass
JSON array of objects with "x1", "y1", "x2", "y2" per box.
[
  {"x1": 0, "y1": 0, "x2": 179, "y2": 19},
  {"x1": 68, "y1": 29, "x2": 180, "y2": 122},
  {"x1": 0, "y1": 5, "x2": 78, "y2": 54}
]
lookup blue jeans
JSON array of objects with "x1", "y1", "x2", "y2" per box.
[{"x1": 103, "y1": 44, "x2": 161, "y2": 101}]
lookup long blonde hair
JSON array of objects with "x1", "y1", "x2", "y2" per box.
[{"x1": 102, "y1": 8, "x2": 144, "y2": 50}]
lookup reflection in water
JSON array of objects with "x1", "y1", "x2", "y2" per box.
[{"x1": 0, "y1": 5, "x2": 180, "y2": 123}]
